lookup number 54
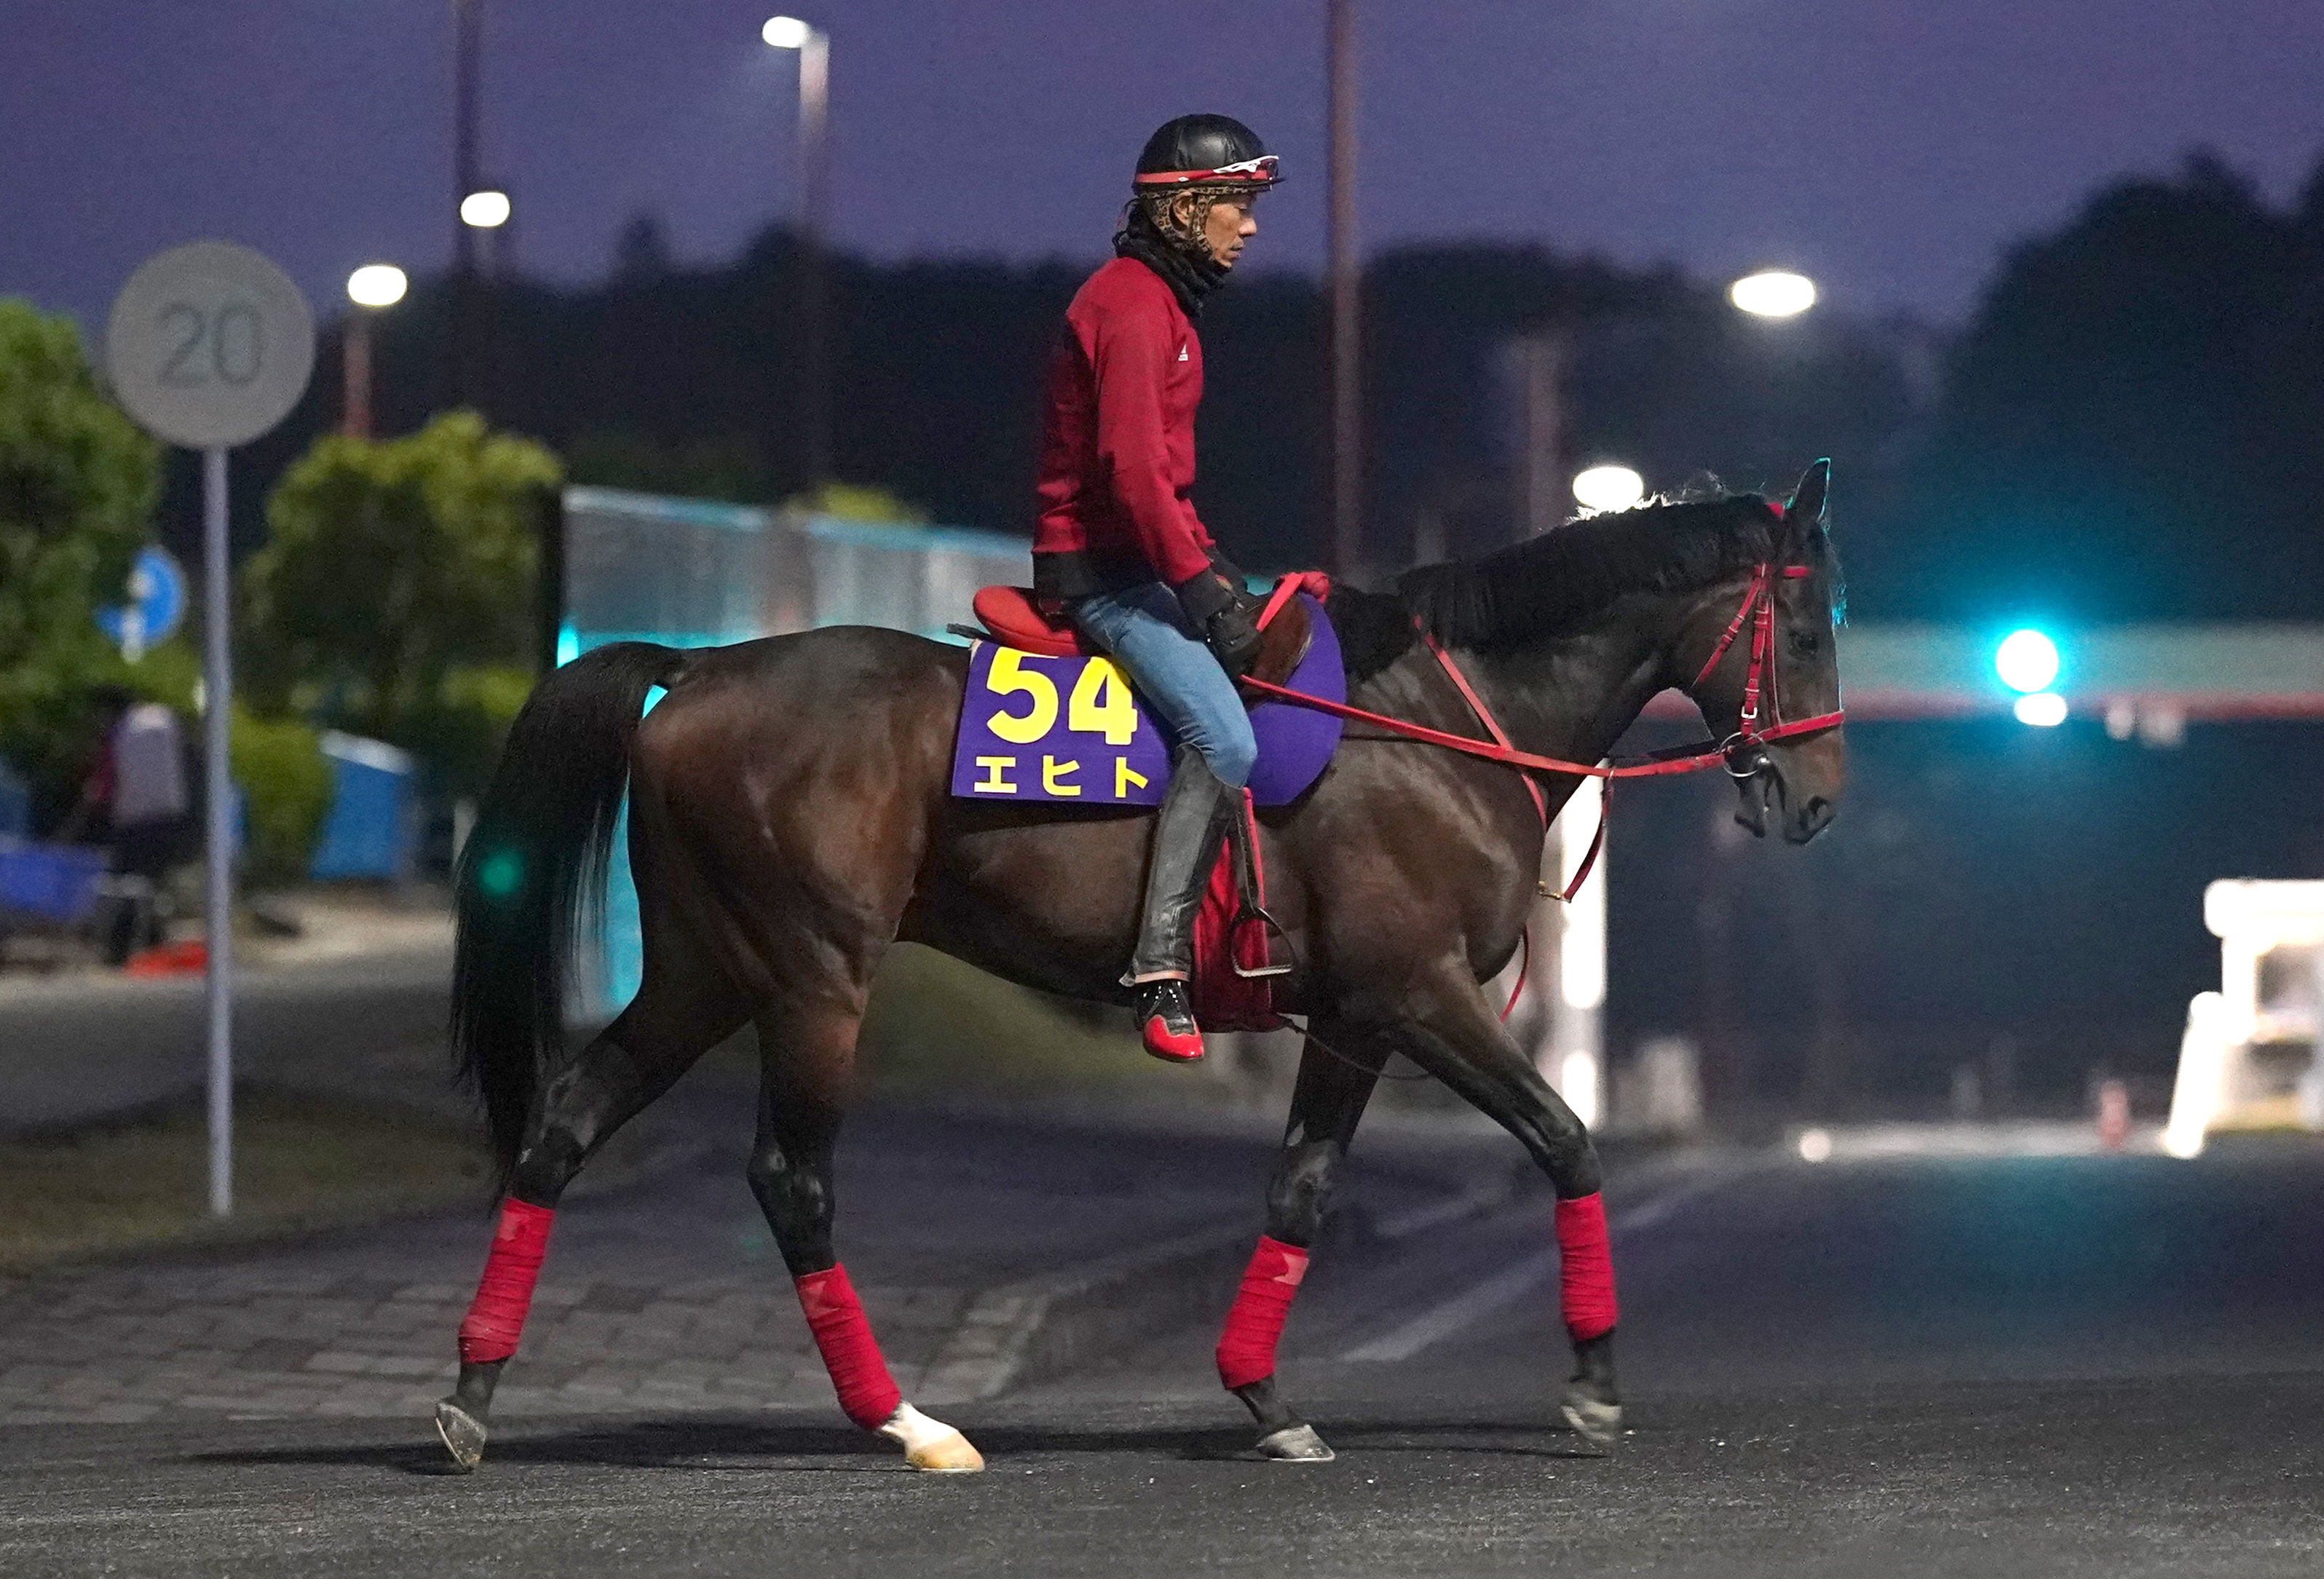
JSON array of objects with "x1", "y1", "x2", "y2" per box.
[{"x1": 987, "y1": 650, "x2": 1137, "y2": 745}]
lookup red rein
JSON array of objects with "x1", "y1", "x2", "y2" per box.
[{"x1": 1243, "y1": 561, "x2": 1845, "y2": 906}]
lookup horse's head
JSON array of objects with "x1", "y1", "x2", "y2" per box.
[{"x1": 1677, "y1": 461, "x2": 1846, "y2": 844}]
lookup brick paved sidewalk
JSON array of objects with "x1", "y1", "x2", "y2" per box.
[
  {"x1": 0, "y1": 1093, "x2": 1498, "y2": 1428},
  {"x1": 0, "y1": 1265, "x2": 971, "y2": 1425}
]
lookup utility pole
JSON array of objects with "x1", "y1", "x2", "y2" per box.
[
  {"x1": 450, "y1": 0, "x2": 483, "y2": 408},
  {"x1": 1519, "y1": 326, "x2": 1568, "y2": 540},
  {"x1": 762, "y1": 18, "x2": 832, "y2": 491},
  {"x1": 797, "y1": 28, "x2": 831, "y2": 489},
  {"x1": 1325, "y1": 0, "x2": 1360, "y2": 574},
  {"x1": 453, "y1": 0, "x2": 481, "y2": 276}
]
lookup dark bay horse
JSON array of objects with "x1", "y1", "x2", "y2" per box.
[{"x1": 433, "y1": 464, "x2": 1846, "y2": 1473}]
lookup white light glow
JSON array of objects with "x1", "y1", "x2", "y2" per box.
[
  {"x1": 1572, "y1": 465, "x2": 1645, "y2": 514},
  {"x1": 1995, "y1": 628, "x2": 2060, "y2": 694},
  {"x1": 1798, "y1": 1128, "x2": 1833, "y2": 1163},
  {"x1": 1558, "y1": 1051, "x2": 1600, "y2": 1130},
  {"x1": 1557, "y1": 776, "x2": 1606, "y2": 1010},
  {"x1": 460, "y1": 190, "x2": 512, "y2": 229},
  {"x1": 762, "y1": 15, "x2": 813, "y2": 47},
  {"x1": 1729, "y1": 270, "x2": 1817, "y2": 317},
  {"x1": 345, "y1": 264, "x2": 408, "y2": 308},
  {"x1": 2163, "y1": 992, "x2": 2227, "y2": 1160},
  {"x1": 2014, "y1": 692, "x2": 2068, "y2": 727}
]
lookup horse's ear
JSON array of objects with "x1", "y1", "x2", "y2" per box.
[{"x1": 1784, "y1": 459, "x2": 1830, "y2": 534}]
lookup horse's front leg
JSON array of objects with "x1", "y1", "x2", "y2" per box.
[
  {"x1": 1391, "y1": 963, "x2": 1623, "y2": 1447},
  {"x1": 1223, "y1": 1018, "x2": 1386, "y2": 1462}
]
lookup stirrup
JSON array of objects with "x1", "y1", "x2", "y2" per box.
[{"x1": 1136, "y1": 980, "x2": 1205, "y2": 1064}]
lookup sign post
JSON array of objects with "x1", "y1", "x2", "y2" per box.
[{"x1": 106, "y1": 242, "x2": 314, "y2": 1219}]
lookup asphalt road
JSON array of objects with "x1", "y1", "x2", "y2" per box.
[{"x1": 6, "y1": 1130, "x2": 2323, "y2": 1577}]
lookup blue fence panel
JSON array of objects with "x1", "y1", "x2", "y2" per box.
[{"x1": 562, "y1": 488, "x2": 1028, "y2": 1018}]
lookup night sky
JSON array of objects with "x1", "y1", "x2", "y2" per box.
[{"x1": 7, "y1": 1, "x2": 2321, "y2": 333}]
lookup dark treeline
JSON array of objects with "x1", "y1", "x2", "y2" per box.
[
  {"x1": 219, "y1": 226, "x2": 1921, "y2": 592},
  {"x1": 174, "y1": 146, "x2": 2324, "y2": 633}
]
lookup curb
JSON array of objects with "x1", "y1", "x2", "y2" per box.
[{"x1": 915, "y1": 1219, "x2": 1254, "y2": 1404}]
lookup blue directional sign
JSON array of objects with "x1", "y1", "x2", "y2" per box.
[{"x1": 95, "y1": 546, "x2": 187, "y2": 658}]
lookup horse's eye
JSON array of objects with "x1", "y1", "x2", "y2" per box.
[{"x1": 1787, "y1": 629, "x2": 1820, "y2": 657}]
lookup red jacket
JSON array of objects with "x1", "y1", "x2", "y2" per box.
[{"x1": 1032, "y1": 256, "x2": 1216, "y2": 600}]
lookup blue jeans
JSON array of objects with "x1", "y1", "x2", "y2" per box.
[{"x1": 1070, "y1": 582, "x2": 1257, "y2": 788}]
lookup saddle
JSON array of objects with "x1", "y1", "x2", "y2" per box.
[
  {"x1": 954, "y1": 576, "x2": 1343, "y2": 1034},
  {"x1": 967, "y1": 585, "x2": 1314, "y2": 690}
]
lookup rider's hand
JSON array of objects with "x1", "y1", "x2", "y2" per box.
[{"x1": 1174, "y1": 569, "x2": 1263, "y2": 678}]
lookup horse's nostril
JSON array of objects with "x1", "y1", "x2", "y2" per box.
[{"x1": 1803, "y1": 796, "x2": 1833, "y2": 827}]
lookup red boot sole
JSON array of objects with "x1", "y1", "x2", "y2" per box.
[{"x1": 1141, "y1": 1016, "x2": 1206, "y2": 1063}]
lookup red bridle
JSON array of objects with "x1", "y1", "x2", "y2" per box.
[{"x1": 1243, "y1": 563, "x2": 1847, "y2": 903}]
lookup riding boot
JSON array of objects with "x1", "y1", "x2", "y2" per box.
[{"x1": 1127, "y1": 743, "x2": 1233, "y2": 1062}]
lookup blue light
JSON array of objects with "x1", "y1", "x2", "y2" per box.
[{"x1": 1995, "y1": 629, "x2": 2060, "y2": 694}]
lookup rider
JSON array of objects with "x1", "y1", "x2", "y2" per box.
[{"x1": 1032, "y1": 114, "x2": 1279, "y2": 1064}]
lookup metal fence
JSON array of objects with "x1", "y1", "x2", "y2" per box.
[{"x1": 561, "y1": 486, "x2": 1029, "y2": 1013}]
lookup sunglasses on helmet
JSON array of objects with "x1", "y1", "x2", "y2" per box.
[{"x1": 1134, "y1": 154, "x2": 1281, "y2": 187}]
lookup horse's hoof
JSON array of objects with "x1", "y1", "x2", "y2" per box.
[
  {"x1": 1255, "y1": 1424, "x2": 1335, "y2": 1462},
  {"x1": 879, "y1": 1401, "x2": 986, "y2": 1473},
  {"x1": 1560, "y1": 1393, "x2": 1622, "y2": 1449},
  {"x1": 434, "y1": 1399, "x2": 487, "y2": 1472}
]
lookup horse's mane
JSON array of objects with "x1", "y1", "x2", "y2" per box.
[{"x1": 1329, "y1": 493, "x2": 1830, "y2": 682}]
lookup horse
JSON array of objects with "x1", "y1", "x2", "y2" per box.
[{"x1": 431, "y1": 462, "x2": 1847, "y2": 1473}]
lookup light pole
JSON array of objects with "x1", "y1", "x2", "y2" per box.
[
  {"x1": 448, "y1": 0, "x2": 483, "y2": 409},
  {"x1": 1509, "y1": 274, "x2": 1818, "y2": 1115},
  {"x1": 452, "y1": 0, "x2": 483, "y2": 277},
  {"x1": 763, "y1": 15, "x2": 831, "y2": 490},
  {"x1": 1325, "y1": 0, "x2": 1360, "y2": 574},
  {"x1": 343, "y1": 265, "x2": 408, "y2": 439},
  {"x1": 461, "y1": 187, "x2": 513, "y2": 276}
]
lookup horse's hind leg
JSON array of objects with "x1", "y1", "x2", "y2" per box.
[
  {"x1": 1224, "y1": 1019, "x2": 1386, "y2": 1463},
  {"x1": 745, "y1": 998, "x2": 984, "y2": 1473},
  {"x1": 1388, "y1": 966, "x2": 1623, "y2": 1448},
  {"x1": 435, "y1": 953, "x2": 746, "y2": 1471}
]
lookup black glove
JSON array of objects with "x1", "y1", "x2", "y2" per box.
[{"x1": 1174, "y1": 569, "x2": 1262, "y2": 678}]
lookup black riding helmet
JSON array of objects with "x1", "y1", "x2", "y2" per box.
[{"x1": 1132, "y1": 114, "x2": 1281, "y2": 193}]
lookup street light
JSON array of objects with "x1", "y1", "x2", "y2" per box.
[
  {"x1": 1729, "y1": 269, "x2": 1817, "y2": 318},
  {"x1": 459, "y1": 189, "x2": 511, "y2": 229},
  {"x1": 342, "y1": 264, "x2": 408, "y2": 439},
  {"x1": 1995, "y1": 628, "x2": 2061, "y2": 694},
  {"x1": 2014, "y1": 693, "x2": 2068, "y2": 727},
  {"x1": 347, "y1": 264, "x2": 408, "y2": 309},
  {"x1": 762, "y1": 15, "x2": 831, "y2": 487},
  {"x1": 1572, "y1": 464, "x2": 1645, "y2": 513}
]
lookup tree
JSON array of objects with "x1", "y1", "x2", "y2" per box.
[
  {"x1": 0, "y1": 298, "x2": 162, "y2": 821},
  {"x1": 245, "y1": 413, "x2": 560, "y2": 790},
  {"x1": 1892, "y1": 149, "x2": 2324, "y2": 620}
]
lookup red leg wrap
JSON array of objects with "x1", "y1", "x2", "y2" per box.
[
  {"x1": 794, "y1": 1264, "x2": 904, "y2": 1430},
  {"x1": 458, "y1": 1199, "x2": 556, "y2": 1364},
  {"x1": 1214, "y1": 1235, "x2": 1311, "y2": 1389},
  {"x1": 1554, "y1": 1192, "x2": 1619, "y2": 1339}
]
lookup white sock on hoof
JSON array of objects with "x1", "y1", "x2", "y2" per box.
[{"x1": 878, "y1": 1401, "x2": 985, "y2": 1473}]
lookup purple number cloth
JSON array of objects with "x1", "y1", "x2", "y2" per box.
[{"x1": 949, "y1": 594, "x2": 1345, "y2": 807}]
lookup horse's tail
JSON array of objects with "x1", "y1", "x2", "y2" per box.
[{"x1": 451, "y1": 641, "x2": 689, "y2": 1183}]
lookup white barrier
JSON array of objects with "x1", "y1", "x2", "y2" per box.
[{"x1": 2163, "y1": 880, "x2": 2324, "y2": 1156}]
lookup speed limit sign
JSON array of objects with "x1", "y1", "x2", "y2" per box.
[
  {"x1": 106, "y1": 240, "x2": 315, "y2": 449},
  {"x1": 106, "y1": 240, "x2": 315, "y2": 1223}
]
